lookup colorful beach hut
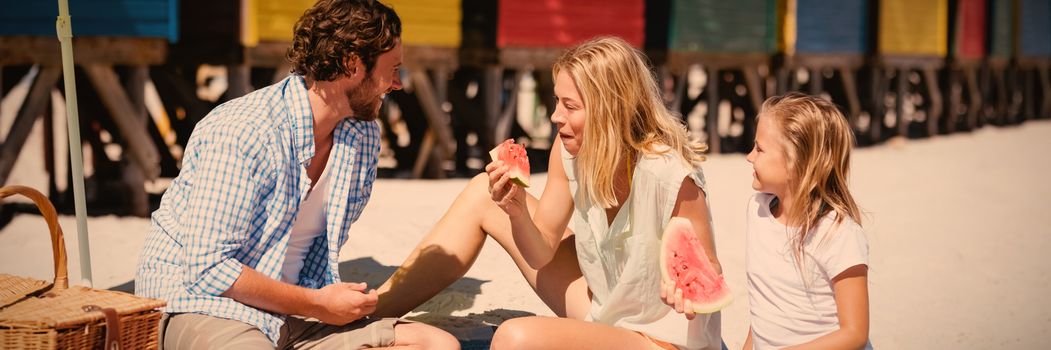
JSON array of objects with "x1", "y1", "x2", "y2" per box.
[
  {"x1": 777, "y1": 0, "x2": 868, "y2": 138},
  {"x1": 382, "y1": 0, "x2": 462, "y2": 178},
  {"x1": 983, "y1": 0, "x2": 1017, "y2": 125},
  {"x1": 0, "y1": 0, "x2": 176, "y2": 216},
  {"x1": 1017, "y1": 0, "x2": 1051, "y2": 119},
  {"x1": 944, "y1": 0, "x2": 989, "y2": 132},
  {"x1": 874, "y1": 0, "x2": 949, "y2": 139},
  {"x1": 652, "y1": 0, "x2": 778, "y2": 153},
  {"x1": 485, "y1": 0, "x2": 645, "y2": 153}
]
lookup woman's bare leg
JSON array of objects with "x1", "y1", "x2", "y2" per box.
[
  {"x1": 490, "y1": 316, "x2": 657, "y2": 350},
  {"x1": 386, "y1": 322, "x2": 461, "y2": 349},
  {"x1": 374, "y1": 174, "x2": 590, "y2": 319}
]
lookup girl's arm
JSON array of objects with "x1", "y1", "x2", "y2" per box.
[
  {"x1": 487, "y1": 136, "x2": 575, "y2": 269},
  {"x1": 660, "y1": 176, "x2": 721, "y2": 317},
  {"x1": 784, "y1": 264, "x2": 870, "y2": 350},
  {"x1": 742, "y1": 326, "x2": 754, "y2": 350}
]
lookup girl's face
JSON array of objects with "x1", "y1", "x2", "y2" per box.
[
  {"x1": 551, "y1": 71, "x2": 587, "y2": 155},
  {"x1": 746, "y1": 114, "x2": 791, "y2": 197}
]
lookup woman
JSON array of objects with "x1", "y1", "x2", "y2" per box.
[{"x1": 375, "y1": 37, "x2": 723, "y2": 350}]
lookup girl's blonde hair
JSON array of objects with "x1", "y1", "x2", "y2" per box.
[
  {"x1": 760, "y1": 92, "x2": 862, "y2": 265},
  {"x1": 553, "y1": 37, "x2": 707, "y2": 208}
]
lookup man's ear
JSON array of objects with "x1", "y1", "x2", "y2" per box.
[{"x1": 344, "y1": 55, "x2": 365, "y2": 78}]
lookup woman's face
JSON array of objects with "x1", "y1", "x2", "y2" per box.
[{"x1": 551, "y1": 70, "x2": 587, "y2": 155}]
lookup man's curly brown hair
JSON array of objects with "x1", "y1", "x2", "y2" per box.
[{"x1": 287, "y1": 0, "x2": 401, "y2": 82}]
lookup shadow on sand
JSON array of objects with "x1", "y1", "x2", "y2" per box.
[
  {"x1": 108, "y1": 280, "x2": 135, "y2": 294},
  {"x1": 340, "y1": 251, "x2": 536, "y2": 349}
]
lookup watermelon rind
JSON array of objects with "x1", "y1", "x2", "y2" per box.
[
  {"x1": 509, "y1": 176, "x2": 530, "y2": 188},
  {"x1": 660, "y1": 217, "x2": 733, "y2": 314}
]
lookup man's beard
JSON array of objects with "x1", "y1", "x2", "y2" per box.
[{"x1": 347, "y1": 74, "x2": 382, "y2": 122}]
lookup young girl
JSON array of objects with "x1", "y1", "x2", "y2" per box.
[
  {"x1": 373, "y1": 37, "x2": 724, "y2": 350},
  {"x1": 742, "y1": 93, "x2": 871, "y2": 349}
]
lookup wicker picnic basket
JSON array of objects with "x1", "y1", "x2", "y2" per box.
[{"x1": 0, "y1": 185, "x2": 166, "y2": 349}]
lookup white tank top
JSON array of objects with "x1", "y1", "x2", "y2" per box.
[{"x1": 281, "y1": 152, "x2": 334, "y2": 285}]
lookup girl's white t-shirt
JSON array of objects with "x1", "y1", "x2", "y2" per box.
[{"x1": 745, "y1": 193, "x2": 872, "y2": 349}]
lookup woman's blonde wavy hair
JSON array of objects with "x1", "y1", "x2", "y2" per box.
[
  {"x1": 760, "y1": 93, "x2": 862, "y2": 266},
  {"x1": 553, "y1": 37, "x2": 707, "y2": 208}
]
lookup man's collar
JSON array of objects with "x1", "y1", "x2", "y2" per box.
[{"x1": 285, "y1": 74, "x2": 315, "y2": 165}]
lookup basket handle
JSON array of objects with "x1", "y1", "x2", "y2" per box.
[
  {"x1": 83, "y1": 305, "x2": 124, "y2": 350},
  {"x1": 0, "y1": 185, "x2": 68, "y2": 290}
]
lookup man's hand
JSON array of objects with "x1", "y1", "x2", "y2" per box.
[
  {"x1": 222, "y1": 266, "x2": 381, "y2": 325},
  {"x1": 310, "y1": 282, "x2": 379, "y2": 325}
]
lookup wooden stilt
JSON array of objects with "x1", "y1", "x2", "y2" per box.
[
  {"x1": 869, "y1": 66, "x2": 884, "y2": 142},
  {"x1": 0, "y1": 66, "x2": 61, "y2": 186},
  {"x1": 225, "y1": 63, "x2": 252, "y2": 100},
  {"x1": 81, "y1": 64, "x2": 160, "y2": 180},
  {"x1": 123, "y1": 65, "x2": 150, "y2": 217},
  {"x1": 947, "y1": 67, "x2": 962, "y2": 133},
  {"x1": 409, "y1": 69, "x2": 455, "y2": 178},
  {"x1": 1039, "y1": 66, "x2": 1051, "y2": 119},
  {"x1": 838, "y1": 66, "x2": 862, "y2": 130},
  {"x1": 705, "y1": 66, "x2": 720, "y2": 154},
  {"x1": 272, "y1": 61, "x2": 293, "y2": 84},
  {"x1": 964, "y1": 66, "x2": 981, "y2": 130},
  {"x1": 494, "y1": 70, "x2": 524, "y2": 144},
  {"x1": 483, "y1": 66, "x2": 504, "y2": 146},
  {"x1": 922, "y1": 67, "x2": 943, "y2": 137}
]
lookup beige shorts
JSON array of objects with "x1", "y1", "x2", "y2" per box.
[{"x1": 162, "y1": 313, "x2": 401, "y2": 349}]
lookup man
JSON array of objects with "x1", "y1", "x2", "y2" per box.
[{"x1": 135, "y1": 0, "x2": 458, "y2": 348}]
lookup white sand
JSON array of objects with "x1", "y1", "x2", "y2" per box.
[{"x1": 3, "y1": 121, "x2": 1051, "y2": 349}]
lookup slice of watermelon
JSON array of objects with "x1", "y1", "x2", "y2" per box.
[
  {"x1": 488, "y1": 139, "x2": 530, "y2": 187},
  {"x1": 660, "y1": 217, "x2": 733, "y2": 314}
]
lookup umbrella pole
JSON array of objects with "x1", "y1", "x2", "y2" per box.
[{"x1": 55, "y1": 0, "x2": 93, "y2": 287}]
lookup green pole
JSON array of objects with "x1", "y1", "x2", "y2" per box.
[{"x1": 55, "y1": 0, "x2": 93, "y2": 287}]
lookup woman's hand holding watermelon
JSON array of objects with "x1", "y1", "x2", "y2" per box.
[
  {"x1": 485, "y1": 160, "x2": 528, "y2": 218},
  {"x1": 658, "y1": 217, "x2": 733, "y2": 319},
  {"x1": 660, "y1": 280, "x2": 697, "y2": 320}
]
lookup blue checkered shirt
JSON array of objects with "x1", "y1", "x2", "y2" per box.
[{"x1": 135, "y1": 75, "x2": 380, "y2": 343}]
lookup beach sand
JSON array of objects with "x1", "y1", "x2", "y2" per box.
[{"x1": 2, "y1": 121, "x2": 1050, "y2": 349}]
